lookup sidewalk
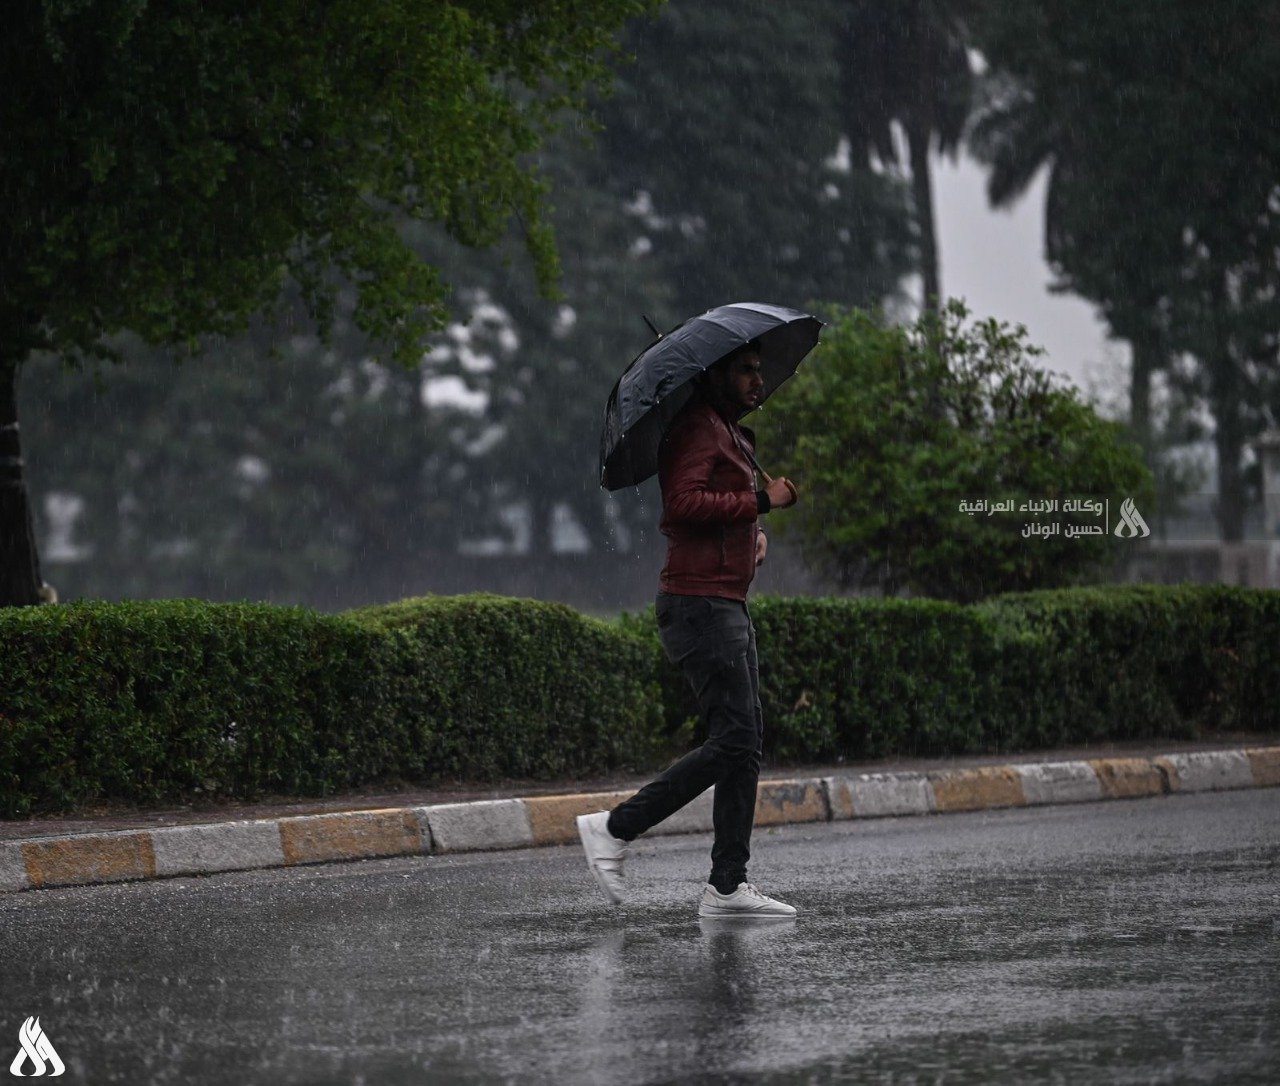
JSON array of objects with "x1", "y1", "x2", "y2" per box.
[{"x1": 2, "y1": 736, "x2": 1277, "y2": 894}]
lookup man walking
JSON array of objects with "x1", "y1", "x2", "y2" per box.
[{"x1": 578, "y1": 340, "x2": 799, "y2": 918}]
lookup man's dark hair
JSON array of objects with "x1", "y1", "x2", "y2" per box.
[
  {"x1": 716, "y1": 338, "x2": 763, "y2": 371},
  {"x1": 693, "y1": 338, "x2": 763, "y2": 401}
]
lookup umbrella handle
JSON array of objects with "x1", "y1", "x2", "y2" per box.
[
  {"x1": 757, "y1": 466, "x2": 799, "y2": 505},
  {"x1": 739, "y1": 438, "x2": 798, "y2": 505}
]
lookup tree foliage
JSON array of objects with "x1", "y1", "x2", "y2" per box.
[
  {"x1": 4, "y1": 0, "x2": 656, "y2": 364},
  {"x1": 595, "y1": 0, "x2": 915, "y2": 316},
  {"x1": 22, "y1": 317, "x2": 491, "y2": 603},
  {"x1": 837, "y1": 0, "x2": 975, "y2": 310},
  {"x1": 402, "y1": 138, "x2": 676, "y2": 562},
  {"x1": 0, "y1": 0, "x2": 656, "y2": 605},
  {"x1": 25, "y1": 132, "x2": 677, "y2": 604},
  {"x1": 29, "y1": 0, "x2": 924, "y2": 604},
  {"x1": 969, "y1": 0, "x2": 1280, "y2": 540},
  {"x1": 757, "y1": 302, "x2": 1154, "y2": 602}
]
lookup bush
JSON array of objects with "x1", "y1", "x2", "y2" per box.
[
  {"x1": 2, "y1": 586, "x2": 1274, "y2": 817},
  {"x1": 975, "y1": 584, "x2": 1280, "y2": 745},
  {"x1": 624, "y1": 596, "x2": 998, "y2": 761},
  {"x1": 757, "y1": 302, "x2": 1155, "y2": 602},
  {"x1": 0, "y1": 600, "x2": 400, "y2": 817},
  {"x1": 351, "y1": 593, "x2": 663, "y2": 781},
  {"x1": 0, "y1": 594, "x2": 662, "y2": 816},
  {"x1": 624, "y1": 586, "x2": 1280, "y2": 765},
  {"x1": 752, "y1": 596, "x2": 1000, "y2": 760}
]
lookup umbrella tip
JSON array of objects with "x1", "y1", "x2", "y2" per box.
[{"x1": 642, "y1": 314, "x2": 662, "y2": 339}]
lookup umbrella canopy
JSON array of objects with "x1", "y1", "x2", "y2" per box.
[{"x1": 599, "y1": 302, "x2": 822, "y2": 491}]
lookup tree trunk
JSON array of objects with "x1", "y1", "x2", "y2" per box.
[
  {"x1": 1209, "y1": 350, "x2": 1246, "y2": 543},
  {"x1": 1214, "y1": 420, "x2": 1245, "y2": 542},
  {"x1": 906, "y1": 123, "x2": 941, "y2": 313},
  {"x1": 1205, "y1": 270, "x2": 1248, "y2": 543},
  {"x1": 527, "y1": 492, "x2": 553, "y2": 559},
  {"x1": 0, "y1": 357, "x2": 43, "y2": 606},
  {"x1": 1128, "y1": 334, "x2": 1159, "y2": 456}
]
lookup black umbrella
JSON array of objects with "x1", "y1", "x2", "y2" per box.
[{"x1": 599, "y1": 302, "x2": 822, "y2": 491}]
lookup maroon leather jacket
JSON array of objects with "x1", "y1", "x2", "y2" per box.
[{"x1": 658, "y1": 397, "x2": 764, "y2": 601}]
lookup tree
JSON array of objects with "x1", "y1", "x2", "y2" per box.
[
  {"x1": 401, "y1": 139, "x2": 675, "y2": 562},
  {"x1": 19, "y1": 1, "x2": 928, "y2": 602},
  {"x1": 1081, "y1": 351, "x2": 1211, "y2": 542},
  {"x1": 756, "y1": 302, "x2": 1153, "y2": 602},
  {"x1": 21, "y1": 313, "x2": 491, "y2": 604},
  {"x1": 23, "y1": 139, "x2": 670, "y2": 604},
  {"x1": 967, "y1": 4, "x2": 1189, "y2": 459},
  {"x1": 836, "y1": 0, "x2": 976, "y2": 312},
  {"x1": 594, "y1": 0, "x2": 916, "y2": 319},
  {"x1": 969, "y1": 0, "x2": 1280, "y2": 540},
  {"x1": 0, "y1": 0, "x2": 656, "y2": 605}
]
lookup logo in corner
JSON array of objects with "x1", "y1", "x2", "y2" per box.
[
  {"x1": 1114, "y1": 497, "x2": 1151, "y2": 539},
  {"x1": 9, "y1": 1018, "x2": 64, "y2": 1078}
]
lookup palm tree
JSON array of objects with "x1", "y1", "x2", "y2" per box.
[
  {"x1": 837, "y1": 0, "x2": 975, "y2": 312},
  {"x1": 967, "y1": 0, "x2": 1280, "y2": 545},
  {"x1": 966, "y1": 57, "x2": 1178, "y2": 459}
]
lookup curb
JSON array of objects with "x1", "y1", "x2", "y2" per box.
[{"x1": 2, "y1": 746, "x2": 1277, "y2": 895}]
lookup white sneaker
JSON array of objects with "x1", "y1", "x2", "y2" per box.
[
  {"x1": 698, "y1": 882, "x2": 797, "y2": 919},
  {"x1": 576, "y1": 812, "x2": 628, "y2": 904}
]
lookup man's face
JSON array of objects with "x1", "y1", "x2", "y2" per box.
[{"x1": 717, "y1": 351, "x2": 765, "y2": 412}]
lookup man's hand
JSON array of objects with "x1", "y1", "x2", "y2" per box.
[
  {"x1": 756, "y1": 530, "x2": 768, "y2": 567},
  {"x1": 765, "y1": 477, "x2": 798, "y2": 509}
]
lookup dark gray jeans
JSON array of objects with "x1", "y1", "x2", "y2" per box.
[{"x1": 608, "y1": 592, "x2": 763, "y2": 889}]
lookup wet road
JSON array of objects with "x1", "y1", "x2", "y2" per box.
[{"x1": 2, "y1": 789, "x2": 1277, "y2": 1084}]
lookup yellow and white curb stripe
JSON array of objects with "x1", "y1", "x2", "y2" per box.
[{"x1": 2, "y1": 746, "x2": 1276, "y2": 894}]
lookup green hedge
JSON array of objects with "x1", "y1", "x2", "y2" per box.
[
  {"x1": 624, "y1": 585, "x2": 1280, "y2": 762},
  {"x1": 349, "y1": 594, "x2": 663, "y2": 782},
  {"x1": 618, "y1": 596, "x2": 997, "y2": 760},
  {"x1": 1, "y1": 586, "x2": 1276, "y2": 817},
  {"x1": 974, "y1": 585, "x2": 1280, "y2": 746},
  {"x1": 0, "y1": 601, "x2": 400, "y2": 817},
  {"x1": 0, "y1": 594, "x2": 661, "y2": 817}
]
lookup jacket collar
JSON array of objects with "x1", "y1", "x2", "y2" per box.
[
  {"x1": 692, "y1": 392, "x2": 752, "y2": 433},
  {"x1": 690, "y1": 395, "x2": 756, "y2": 449}
]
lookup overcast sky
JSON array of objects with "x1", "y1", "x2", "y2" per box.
[{"x1": 932, "y1": 150, "x2": 1126, "y2": 406}]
